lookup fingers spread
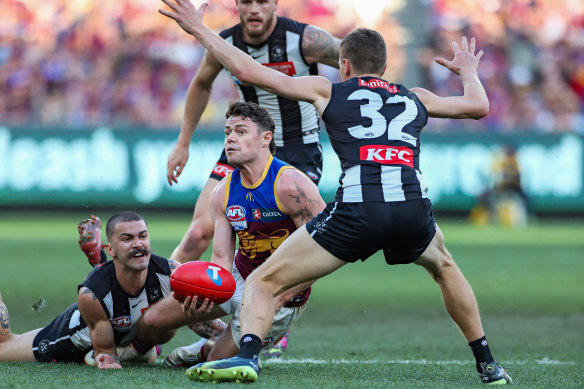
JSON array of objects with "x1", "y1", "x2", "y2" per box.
[{"x1": 461, "y1": 36, "x2": 468, "y2": 52}]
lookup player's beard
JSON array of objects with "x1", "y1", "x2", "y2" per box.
[{"x1": 242, "y1": 15, "x2": 275, "y2": 39}]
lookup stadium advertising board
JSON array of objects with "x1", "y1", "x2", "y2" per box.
[{"x1": 0, "y1": 127, "x2": 582, "y2": 212}]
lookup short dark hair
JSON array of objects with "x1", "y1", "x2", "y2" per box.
[
  {"x1": 340, "y1": 28, "x2": 387, "y2": 76},
  {"x1": 225, "y1": 101, "x2": 276, "y2": 154},
  {"x1": 106, "y1": 211, "x2": 146, "y2": 241}
]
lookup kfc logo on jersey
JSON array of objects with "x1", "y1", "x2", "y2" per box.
[
  {"x1": 263, "y1": 61, "x2": 296, "y2": 76},
  {"x1": 252, "y1": 208, "x2": 261, "y2": 220},
  {"x1": 358, "y1": 78, "x2": 399, "y2": 94},
  {"x1": 112, "y1": 316, "x2": 132, "y2": 331},
  {"x1": 360, "y1": 145, "x2": 414, "y2": 168},
  {"x1": 212, "y1": 163, "x2": 234, "y2": 178},
  {"x1": 226, "y1": 205, "x2": 248, "y2": 230}
]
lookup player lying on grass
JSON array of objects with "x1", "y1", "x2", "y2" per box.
[
  {"x1": 0, "y1": 211, "x2": 203, "y2": 369},
  {"x1": 129, "y1": 101, "x2": 326, "y2": 368},
  {"x1": 159, "y1": 0, "x2": 512, "y2": 385}
]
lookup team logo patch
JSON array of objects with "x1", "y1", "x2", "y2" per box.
[
  {"x1": 271, "y1": 46, "x2": 285, "y2": 61},
  {"x1": 112, "y1": 316, "x2": 132, "y2": 331},
  {"x1": 148, "y1": 288, "x2": 161, "y2": 302},
  {"x1": 360, "y1": 145, "x2": 414, "y2": 168},
  {"x1": 226, "y1": 205, "x2": 247, "y2": 230},
  {"x1": 206, "y1": 265, "x2": 224, "y2": 287}
]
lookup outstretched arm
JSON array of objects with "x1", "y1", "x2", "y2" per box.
[
  {"x1": 78, "y1": 287, "x2": 121, "y2": 369},
  {"x1": 167, "y1": 51, "x2": 222, "y2": 185},
  {"x1": 411, "y1": 36, "x2": 488, "y2": 119},
  {"x1": 159, "y1": 0, "x2": 332, "y2": 114}
]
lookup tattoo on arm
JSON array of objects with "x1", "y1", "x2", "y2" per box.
[
  {"x1": 168, "y1": 260, "x2": 181, "y2": 272},
  {"x1": 289, "y1": 181, "x2": 317, "y2": 223},
  {"x1": 189, "y1": 319, "x2": 227, "y2": 340},
  {"x1": 303, "y1": 25, "x2": 340, "y2": 66},
  {"x1": 81, "y1": 287, "x2": 98, "y2": 301}
]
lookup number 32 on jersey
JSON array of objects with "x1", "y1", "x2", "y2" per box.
[{"x1": 347, "y1": 89, "x2": 419, "y2": 146}]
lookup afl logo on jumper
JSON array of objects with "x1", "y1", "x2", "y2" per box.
[
  {"x1": 226, "y1": 205, "x2": 248, "y2": 230},
  {"x1": 112, "y1": 316, "x2": 132, "y2": 331}
]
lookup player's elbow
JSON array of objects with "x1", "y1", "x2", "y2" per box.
[
  {"x1": 467, "y1": 99, "x2": 489, "y2": 120},
  {"x1": 237, "y1": 72, "x2": 261, "y2": 88}
]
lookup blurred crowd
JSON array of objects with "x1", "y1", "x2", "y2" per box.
[
  {"x1": 421, "y1": 0, "x2": 584, "y2": 133},
  {"x1": 1, "y1": 0, "x2": 582, "y2": 133}
]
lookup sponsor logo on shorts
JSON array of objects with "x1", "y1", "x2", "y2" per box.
[
  {"x1": 360, "y1": 145, "x2": 414, "y2": 168},
  {"x1": 358, "y1": 78, "x2": 400, "y2": 94},
  {"x1": 212, "y1": 162, "x2": 234, "y2": 178},
  {"x1": 112, "y1": 316, "x2": 132, "y2": 330},
  {"x1": 262, "y1": 61, "x2": 296, "y2": 76},
  {"x1": 305, "y1": 170, "x2": 320, "y2": 181},
  {"x1": 38, "y1": 339, "x2": 50, "y2": 354},
  {"x1": 226, "y1": 205, "x2": 247, "y2": 230}
]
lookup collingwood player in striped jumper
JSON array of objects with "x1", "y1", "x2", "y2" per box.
[
  {"x1": 165, "y1": 0, "x2": 341, "y2": 264},
  {"x1": 161, "y1": 0, "x2": 512, "y2": 385},
  {"x1": 0, "y1": 212, "x2": 180, "y2": 369}
]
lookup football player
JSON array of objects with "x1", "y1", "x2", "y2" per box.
[{"x1": 159, "y1": 0, "x2": 512, "y2": 385}]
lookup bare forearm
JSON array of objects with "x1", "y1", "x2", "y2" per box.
[
  {"x1": 460, "y1": 71, "x2": 489, "y2": 117},
  {"x1": 177, "y1": 79, "x2": 212, "y2": 147}
]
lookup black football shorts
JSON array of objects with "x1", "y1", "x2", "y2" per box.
[
  {"x1": 32, "y1": 304, "x2": 91, "y2": 363},
  {"x1": 305, "y1": 198, "x2": 436, "y2": 264},
  {"x1": 274, "y1": 143, "x2": 323, "y2": 185}
]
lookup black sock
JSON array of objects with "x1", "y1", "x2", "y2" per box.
[
  {"x1": 469, "y1": 336, "x2": 495, "y2": 372},
  {"x1": 238, "y1": 334, "x2": 262, "y2": 359}
]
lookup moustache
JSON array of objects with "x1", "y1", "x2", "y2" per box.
[{"x1": 129, "y1": 247, "x2": 150, "y2": 257}]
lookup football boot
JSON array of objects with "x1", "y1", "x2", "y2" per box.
[
  {"x1": 479, "y1": 361, "x2": 512, "y2": 385},
  {"x1": 261, "y1": 330, "x2": 290, "y2": 359},
  {"x1": 186, "y1": 356, "x2": 260, "y2": 383},
  {"x1": 78, "y1": 215, "x2": 105, "y2": 267}
]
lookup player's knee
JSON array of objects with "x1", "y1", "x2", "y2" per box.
[{"x1": 247, "y1": 266, "x2": 278, "y2": 292}]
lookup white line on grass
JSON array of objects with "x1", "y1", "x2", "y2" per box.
[{"x1": 263, "y1": 357, "x2": 575, "y2": 366}]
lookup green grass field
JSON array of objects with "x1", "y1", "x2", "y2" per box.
[{"x1": 0, "y1": 211, "x2": 583, "y2": 388}]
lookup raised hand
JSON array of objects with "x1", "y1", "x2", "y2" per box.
[
  {"x1": 167, "y1": 144, "x2": 189, "y2": 185},
  {"x1": 434, "y1": 36, "x2": 484, "y2": 76},
  {"x1": 159, "y1": 0, "x2": 209, "y2": 36}
]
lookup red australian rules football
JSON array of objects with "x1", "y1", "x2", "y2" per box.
[{"x1": 170, "y1": 261, "x2": 236, "y2": 304}]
